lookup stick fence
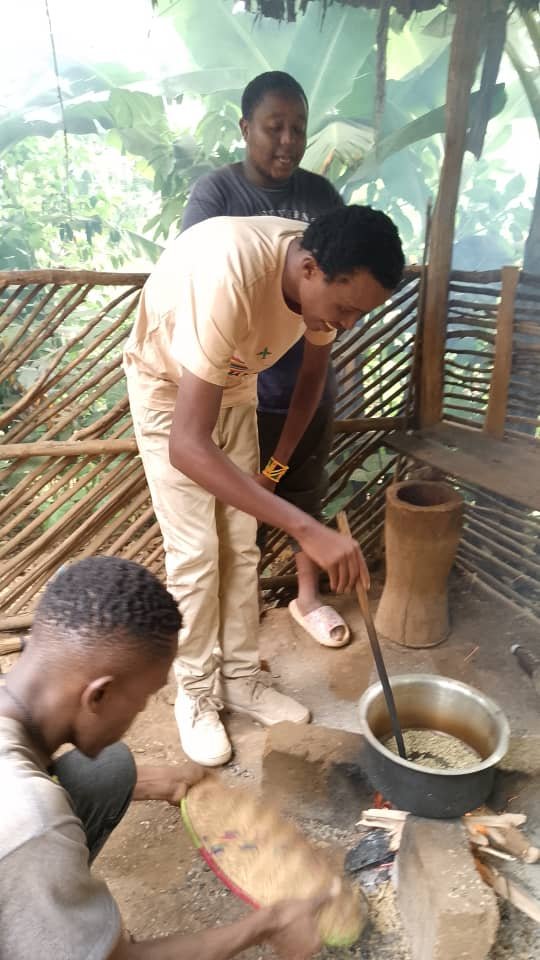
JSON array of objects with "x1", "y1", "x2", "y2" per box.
[{"x1": 0, "y1": 265, "x2": 537, "y2": 629}]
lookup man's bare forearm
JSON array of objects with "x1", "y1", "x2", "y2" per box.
[
  {"x1": 115, "y1": 908, "x2": 271, "y2": 960},
  {"x1": 271, "y1": 343, "x2": 330, "y2": 465},
  {"x1": 271, "y1": 381, "x2": 323, "y2": 466},
  {"x1": 111, "y1": 893, "x2": 330, "y2": 960}
]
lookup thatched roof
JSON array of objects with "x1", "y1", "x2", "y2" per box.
[
  {"x1": 246, "y1": 1, "x2": 443, "y2": 21},
  {"x1": 246, "y1": 0, "x2": 539, "y2": 22}
]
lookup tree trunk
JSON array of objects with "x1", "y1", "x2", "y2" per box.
[
  {"x1": 375, "y1": 480, "x2": 464, "y2": 647},
  {"x1": 420, "y1": 0, "x2": 486, "y2": 427}
]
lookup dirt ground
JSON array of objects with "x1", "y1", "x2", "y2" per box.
[{"x1": 90, "y1": 570, "x2": 540, "y2": 958}]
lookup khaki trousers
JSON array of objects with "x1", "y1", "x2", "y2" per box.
[{"x1": 130, "y1": 399, "x2": 261, "y2": 695}]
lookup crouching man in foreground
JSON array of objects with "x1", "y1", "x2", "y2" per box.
[{"x1": 0, "y1": 556, "x2": 333, "y2": 960}]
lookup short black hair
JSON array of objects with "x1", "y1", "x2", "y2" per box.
[
  {"x1": 241, "y1": 71, "x2": 308, "y2": 120},
  {"x1": 33, "y1": 557, "x2": 180, "y2": 660},
  {"x1": 301, "y1": 205, "x2": 405, "y2": 290}
]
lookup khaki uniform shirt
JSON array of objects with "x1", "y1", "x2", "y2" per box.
[{"x1": 123, "y1": 215, "x2": 335, "y2": 411}]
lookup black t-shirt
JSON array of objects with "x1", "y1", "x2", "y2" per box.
[{"x1": 182, "y1": 164, "x2": 343, "y2": 413}]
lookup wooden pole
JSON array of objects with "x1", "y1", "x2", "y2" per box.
[
  {"x1": 0, "y1": 439, "x2": 137, "y2": 459},
  {"x1": 0, "y1": 616, "x2": 32, "y2": 633},
  {"x1": 0, "y1": 269, "x2": 147, "y2": 288},
  {"x1": 420, "y1": 0, "x2": 486, "y2": 427},
  {"x1": 0, "y1": 636, "x2": 23, "y2": 655},
  {"x1": 484, "y1": 266, "x2": 520, "y2": 439},
  {"x1": 333, "y1": 417, "x2": 406, "y2": 434}
]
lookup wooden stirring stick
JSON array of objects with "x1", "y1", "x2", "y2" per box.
[{"x1": 336, "y1": 511, "x2": 407, "y2": 760}]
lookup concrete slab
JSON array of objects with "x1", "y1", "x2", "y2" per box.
[{"x1": 397, "y1": 817, "x2": 499, "y2": 960}]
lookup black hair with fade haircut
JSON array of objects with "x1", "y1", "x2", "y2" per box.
[
  {"x1": 241, "y1": 71, "x2": 308, "y2": 120},
  {"x1": 33, "y1": 557, "x2": 180, "y2": 659},
  {"x1": 301, "y1": 205, "x2": 405, "y2": 290}
]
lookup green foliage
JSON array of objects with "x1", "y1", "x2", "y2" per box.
[
  {"x1": 0, "y1": 135, "x2": 159, "y2": 270},
  {"x1": 303, "y1": 120, "x2": 375, "y2": 177},
  {"x1": 0, "y1": 61, "x2": 143, "y2": 153},
  {"x1": 0, "y1": 0, "x2": 536, "y2": 267},
  {"x1": 454, "y1": 161, "x2": 532, "y2": 268},
  {"x1": 1, "y1": 0, "x2": 538, "y2": 519}
]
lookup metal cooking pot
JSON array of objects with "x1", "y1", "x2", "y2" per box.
[{"x1": 358, "y1": 674, "x2": 510, "y2": 818}]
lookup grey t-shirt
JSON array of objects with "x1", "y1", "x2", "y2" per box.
[
  {"x1": 0, "y1": 717, "x2": 121, "y2": 960},
  {"x1": 182, "y1": 163, "x2": 342, "y2": 230},
  {"x1": 182, "y1": 164, "x2": 343, "y2": 414}
]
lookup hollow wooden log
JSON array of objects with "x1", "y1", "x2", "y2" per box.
[{"x1": 375, "y1": 480, "x2": 464, "y2": 647}]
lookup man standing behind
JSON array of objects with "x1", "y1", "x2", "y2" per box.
[{"x1": 183, "y1": 71, "x2": 351, "y2": 649}]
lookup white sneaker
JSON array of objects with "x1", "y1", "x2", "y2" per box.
[
  {"x1": 220, "y1": 673, "x2": 310, "y2": 726},
  {"x1": 174, "y1": 691, "x2": 232, "y2": 767}
]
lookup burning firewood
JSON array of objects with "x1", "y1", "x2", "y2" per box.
[
  {"x1": 352, "y1": 806, "x2": 540, "y2": 925},
  {"x1": 354, "y1": 808, "x2": 539, "y2": 868}
]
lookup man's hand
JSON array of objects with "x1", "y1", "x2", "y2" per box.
[
  {"x1": 109, "y1": 884, "x2": 335, "y2": 960},
  {"x1": 263, "y1": 885, "x2": 337, "y2": 960},
  {"x1": 296, "y1": 520, "x2": 369, "y2": 594},
  {"x1": 133, "y1": 762, "x2": 206, "y2": 804},
  {"x1": 254, "y1": 472, "x2": 277, "y2": 493}
]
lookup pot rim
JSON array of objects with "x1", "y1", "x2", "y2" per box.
[{"x1": 358, "y1": 673, "x2": 510, "y2": 777}]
